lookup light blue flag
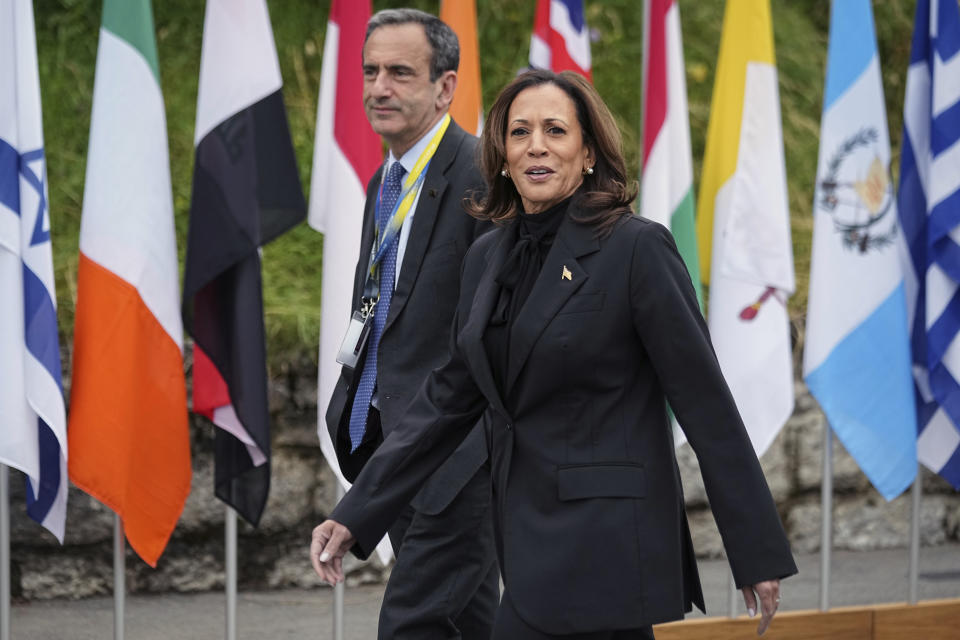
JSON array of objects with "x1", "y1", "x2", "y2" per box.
[
  {"x1": 898, "y1": 0, "x2": 960, "y2": 489},
  {"x1": 803, "y1": 0, "x2": 917, "y2": 501},
  {"x1": 0, "y1": 0, "x2": 68, "y2": 541}
]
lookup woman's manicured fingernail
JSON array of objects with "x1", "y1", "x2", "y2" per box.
[
  {"x1": 319, "y1": 552, "x2": 330, "y2": 563},
  {"x1": 748, "y1": 608, "x2": 756, "y2": 618}
]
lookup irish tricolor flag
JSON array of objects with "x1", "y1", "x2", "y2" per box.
[
  {"x1": 640, "y1": 0, "x2": 701, "y2": 308},
  {"x1": 69, "y1": 0, "x2": 190, "y2": 567},
  {"x1": 695, "y1": 0, "x2": 795, "y2": 456}
]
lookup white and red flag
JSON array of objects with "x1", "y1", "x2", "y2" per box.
[
  {"x1": 308, "y1": 0, "x2": 380, "y2": 485},
  {"x1": 308, "y1": 0, "x2": 392, "y2": 562},
  {"x1": 529, "y1": 0, "x2": 592, "y2": 80}
]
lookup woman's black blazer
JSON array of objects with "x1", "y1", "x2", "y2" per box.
[{"x1": 331, "y1": 205, "x2": 798, "y2": 634}]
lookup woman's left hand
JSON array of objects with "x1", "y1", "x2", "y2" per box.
[{"x1": 741, "y1": 579, "x2": 781, "y2": 636}]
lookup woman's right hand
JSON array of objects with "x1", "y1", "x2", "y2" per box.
[
  {"x1": 310, "y1": 520, "x2": 356, "y2": 585},
  {"x1": 742, "y1": 579, "x2": 781, "y2": 635}
]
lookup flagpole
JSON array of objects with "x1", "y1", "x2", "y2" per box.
[
  {"x1": 333, "y1": 482, "x2": 345, "y2": 640},
  {"x1": 819, "y1": 425, "x2": 833, "y2": 611},
  {"x1": 114, "y1": 514, "x2": 125, "y2": 640},
  {"x1": 909, "y1": 472, "x2": 922, "y2": 604},
  {"x1": 727, "y1": 572, "x2": 737, "y2": 618},
  {"x1": 640, "y1": 0, "x2": 649, "y2": 165},
  {"x1": 1, "y1": 465, "x2": 11, "y2": 640},
  {"x1": 226, "y1": 505, "x2": 237, "y2": 640}
]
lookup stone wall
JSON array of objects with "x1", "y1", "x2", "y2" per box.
[{"x1": 8, "y1": 356, "x2": 960, "y2": 600}]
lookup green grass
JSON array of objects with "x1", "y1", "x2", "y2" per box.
[{"x1": 36, "y1": 0, "x2": 921, "y2": 365}]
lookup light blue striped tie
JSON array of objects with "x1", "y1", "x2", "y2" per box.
[{"x1": 348, "y1": 161, "x2": 405, "y2": 451}]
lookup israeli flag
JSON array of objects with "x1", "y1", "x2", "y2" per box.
[
  {"x1": 0, "y1": 0, "x2": 68, "y2": 541},
  {"x1": 898, "y1": 0, "x2": 960, "y2": 489},
  {"x1": 804, "y1": 0, "x2": 917, "y2": 501}
]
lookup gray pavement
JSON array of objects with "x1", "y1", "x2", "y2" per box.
[{"x1": 10, "y1": 545, "x2": 960, "y2": 639}]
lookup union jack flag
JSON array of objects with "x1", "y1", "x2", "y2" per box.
[{"x1": 529, "y1": 0, "x2": 592, "y2": 80}]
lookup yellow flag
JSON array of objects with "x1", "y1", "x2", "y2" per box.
[{"x1": 695, "y1": 0, "x2": 777, "y2": 284}]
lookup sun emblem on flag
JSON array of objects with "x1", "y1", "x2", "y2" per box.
[{"x1": 817, "y1": 127, "x2": 897, "y2": 253}]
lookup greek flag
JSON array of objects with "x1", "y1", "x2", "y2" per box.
[
  {"x1": 899, "y1": 0, "x2": 960, "y2": 488},
  {"x1": 0, "y1": 0, "x2": 68, "y2": 541},
  {"x1": 804, "y1": 0, "x2": 917, "y2": 501}
]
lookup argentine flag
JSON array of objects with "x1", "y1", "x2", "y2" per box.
[
  {"x1": 0, "y1": 0, "x2": 68, "y2": 541},
  {"x1": 804, "y1": 0, "x2": 917, "y2": 501},
  {"x1": 898, "y1": 0, "x2": 960, "y2": 489}
]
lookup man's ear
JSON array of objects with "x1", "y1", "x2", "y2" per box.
[{"x1": 437, "y1": 70, "x2": 458, "y2": 111}]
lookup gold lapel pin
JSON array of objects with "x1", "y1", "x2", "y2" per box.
[{"x1": 562, "y1": 266, "x2": 573, "y2": 281}]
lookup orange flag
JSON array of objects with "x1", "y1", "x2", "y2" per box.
[{"x1": 440, "y1": 0, "x2": 482, "y2": 134}]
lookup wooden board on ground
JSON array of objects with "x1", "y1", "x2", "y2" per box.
[{"x1": 652, "y1": 599, "x2": 960, "y2": 640}]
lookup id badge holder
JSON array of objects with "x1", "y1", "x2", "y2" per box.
[{"x1": 336, "y1": 310, "x2": 374, "y2": 369}]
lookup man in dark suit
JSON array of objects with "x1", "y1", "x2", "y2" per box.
[{"x1": 324, "y1": 8, "x2": 497, "y2": 640}]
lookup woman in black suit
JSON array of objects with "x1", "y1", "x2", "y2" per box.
[{"x1": 312, "y1": 70, "x2": 797, "y2": 639}]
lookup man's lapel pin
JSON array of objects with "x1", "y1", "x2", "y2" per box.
[{"x1": 562, "y1": 266, "x2": 573, "y2": 281}]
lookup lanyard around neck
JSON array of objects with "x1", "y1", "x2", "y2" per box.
[
  {"x1": 369, "y1": 114, "x2": 451, "y2": 273},
  {"x1": 362, "y1": 114, "x2": 452, "y2": 305}
]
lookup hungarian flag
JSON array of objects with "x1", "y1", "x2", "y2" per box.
[
  {"x1": 0, "y1": 0, "x2": 68, "y2": 542},
  {"x1": 640, "y1": 0, "x2": 701, "y2": 307},
  {"x1": 441, "y1": 0, "x2": 484, "y2": 135},
  {"x1": 68, "y1": 0, "x2": 190, "y2": 566},
  {"x1": 183, "y1": 0, "x2": 306, "y2": 527},
  {"x1": 695, "y1": 0, "x2": 795, "y2": 456},
  {"x1": 640, "y1": 0, "x2": 701, "y2": 448},
  {"x1": 529, "y1": 0, "x2": 592, "y2": 80}
]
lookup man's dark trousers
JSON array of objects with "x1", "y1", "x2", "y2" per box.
[{"x1": 326, "y1": 121, "x2": 498, "y2": 639}]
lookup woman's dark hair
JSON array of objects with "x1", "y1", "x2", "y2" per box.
[{"x1": 467, "y1": 70, "x2": 637, "y2": 232}]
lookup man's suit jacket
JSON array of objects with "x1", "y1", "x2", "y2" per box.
[
  {"x1": 332, "y1": 205, "x2": 798, "y2": 634},
  {"x1": 326, "y1": 119, "x2": 489, "y2": 515}
]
